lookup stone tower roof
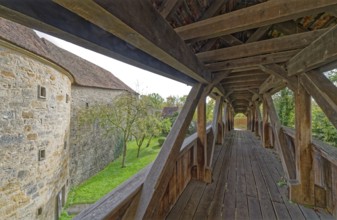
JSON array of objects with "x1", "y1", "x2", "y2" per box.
[{"x1": 0, "y1": 18, "x2": 134, "y2": 92}]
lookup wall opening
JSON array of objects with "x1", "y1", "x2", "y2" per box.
[
  {"x1": 38, "y1": 85, "x2": 46, "y2": 99},
  {"x1": 38, "y1": 149, "x2": 46, "y2": 161},
  {"x1": 234, "y1": 113, "x2": 247, "y2": 130}
]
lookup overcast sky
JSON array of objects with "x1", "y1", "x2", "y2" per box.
[{"x1": 35, "y1": 31, "x2": 191, "y2": 99}]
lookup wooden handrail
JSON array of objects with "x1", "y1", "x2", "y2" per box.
[
  {"x1": 74, "y1": 125, "x2": 213, "y2": 220},
  {"x1": 74, "y1": 165, "x2": 151, "y2": 220},
  {"x1": 281, "y1": 126, "x2": 337, "y2": 164}
]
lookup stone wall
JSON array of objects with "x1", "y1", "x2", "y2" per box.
[
  {"x1": 0, "y1": 43, "x2": 72, "y2": 219},
  {"x1": 69, "y1": 86, "x2": 124, "y2": 186}
]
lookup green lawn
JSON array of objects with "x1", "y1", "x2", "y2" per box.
[{"x1": 61, "y1": 137, "x2": 162, "y2": 219}]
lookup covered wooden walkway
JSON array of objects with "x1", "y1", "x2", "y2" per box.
[{"x1": 167, "y1": 131, "x2": 333, "y2": 220}]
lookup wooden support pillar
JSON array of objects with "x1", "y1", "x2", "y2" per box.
[
  {"x1": 262, "y1": 98, "x2": 271, "y2": 148},
  {"x1": 251, "y1": 106, "x2": 256, "y2": 132},
  {"x1": 223, "y1": 103, "x2": 228, "y2": 133},
  {"x1": 301, "y1": 71, "x2": 337, "y2": 130},
  {"x1": 290, "y1": 82, "x2": 314, "y2": 206},
  {"x1": 254, "y1": 102, "x2": 262, "y2": 138},
  {"x1": 196, "y1": 96, "x2": 207, "y2": 181},
  {"x1": 247, "y1": 112, "x2": 251, "y2": 131},
  {"x1": 216, "y1": 101, "x2": 224, "y2": 144}
]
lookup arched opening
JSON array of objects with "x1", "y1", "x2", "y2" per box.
[{"x1": 234, "y1": 113, "x2": 247, "y2": 130}]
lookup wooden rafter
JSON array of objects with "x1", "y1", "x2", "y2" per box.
[
  {"x1": 158, "y1": 0, "x2": 183, "y2": 18},
  {"x1": 205, "y1": 50, "x2": 300, "y2": 72},
  {"x1": 175, "y1": 0, "x2": 337, "y2": 41},
  {"x1": 287, "y1": 25, "x2": 337, "y2": 76},
  {"x1": 246, "y1": 25, "x2": 271, "y2": 43},
  {"x1": 0, "y1": 1, "x2": 196, "y2": 84},
  {"x1": 260, "y1": 64, "x2": 297, "y2": 91},
  {"x1": 197, "y1": 29, "x2": 327, "y2": 63},
  {"x1": 54, "y1": 0, "x2": 211, "y2": 83}
]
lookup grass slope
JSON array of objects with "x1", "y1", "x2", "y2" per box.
[{"x1": 61, "y1": 138, "x2": 162, "y2": 219}]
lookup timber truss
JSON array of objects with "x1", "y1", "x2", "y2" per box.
[{"x1": 1, "y1": 0, "x2": 337, "y2": 219}]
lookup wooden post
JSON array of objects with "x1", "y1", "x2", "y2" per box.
[
  {"x1": 255, "y1": 102, "x2": 262, "y2": 138},
  {"x1": 301, "y1": 71, "x2": 337, "y2": 130},
  {"x1": 251, "y1": 106, "x2": 256, "y2": 132},
  {"x1": 196, "y1": 95, "x2": 207, "y2": 181},
  {"x1": 247, "y1": 111, "x2": 251, "y2": 131},
  {"x1": 134, "y1": 84, "x2": 204, "y2": 219},
  {"x1": 262, "y1": 98, "x2": 271, "y2": 148},
  {"x1": 216, "y1": 101, "x2": 224, "y2": 144},
  {"x1": 223, "y1": 103, "x2": 228, "y2": 133},
  {"x1": 290, "y1": 82, "x2": 315, "y2": 206}
]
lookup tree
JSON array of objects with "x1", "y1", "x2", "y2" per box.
[
  {"x1": 273, "y1": 87, "x2": 295, "y2": 127},
  {"x1": 206, "y1": 97, "x2": 215, "y2": 124},
  {"x1": 80, "y1": 92, "x2": 145, "y2": 168},
  {"x1": 146, "y1": 93, "x2": 164, "y2": 110},
  {"x1": 132, "y1": 95, "x2": 162, "y2": 157}
]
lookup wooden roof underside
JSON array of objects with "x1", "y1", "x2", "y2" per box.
[{"x1": 1, "y1": 0, "x2": 337, "y2": 113}]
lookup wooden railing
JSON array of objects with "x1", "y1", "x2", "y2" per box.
[
  {"x1": 280, "y1": 127, "x2": 337, "y2": 216},
  {"x1": 74, "y1": 126, "x2": 213, "y2": 220}
]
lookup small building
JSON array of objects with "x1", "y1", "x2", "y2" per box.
[{"x1": 161, "y1": 106, "x2": 179, "y2": 118}]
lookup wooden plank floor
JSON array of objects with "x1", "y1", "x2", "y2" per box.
[{"x1": 166, "y1": 131, "x2": 334, "y2": 220}]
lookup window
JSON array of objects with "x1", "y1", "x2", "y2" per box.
[
  {"x1": 37, "y1": 207, "x2": 42, "y2": 215},
  {"x1": 38, "y1": 149, "x2": 46, "y2": 161},
  {"x1": 66, "y1": 94, "x2": 70, "y2": 103},
  {"x1": 38, "y1": 85, "x2": 46, "y2": 99}
]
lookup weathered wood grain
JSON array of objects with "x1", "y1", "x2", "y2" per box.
[
  {"x1": 290, "y1": 82, "x2": 315, "y2": 205},
  {"x1": 55, "y1": 0, "x2": 211, "y2": 83},
  {"x1": 197, "y1": 29, "x2": 326, "y2": 63},
  {"x1": 288, "y1": 25, "x2": 337, "y2": 76},
  {"x1": 175, "y1": 0, "x2": 336, "y2": 41}
]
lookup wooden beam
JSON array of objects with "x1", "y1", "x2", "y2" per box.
[
  {"x1": 0, "y1": 1, "x2": 196, "y2": 85},
  {"x1": 225, "y1": 73, "x2": 268, "y2": 80},
  {"x1": 208, "y1": 97, "x2": 223, "y2": 167},
  {"x1": 198, "y1": 38, "x2": 218, "y2": 53},
  {"x1": 54, "y1": 0, "x2": 211, "y2": 83},
  {"x1": 200, "y1": 0, "x2": 228, "y2": 21},
  {"x1": 246, "y1": 25, "x2": 271, "y2": 43},
  {"x1": 290, "y1": 81, "x2": 314, "y2": 206},
  {"x1": 300, "y1": 71, "x2": 337, "y2": 130},
  {"x1": 197, "y1": 29, "x2": 327, "y2": 63},
  {"x1": 197, "y1": 95, "x2": 207, "y2": 181},
  {"x1": 206, "y1": 50, "x2": 300, "y2": 72},
  {"x1": 221, "y1": 35, "x2": 243, "y2": 46},
  {"x1": 222, "y1": 78, "x2": 267, "y2": 85},
  {"x1": 262, "y1": 98, "x2": 271, "y2": 148},
  {"x1": 264, "y1": 94, "x2": 296, "y2": 180},
  {"x1": 158, "y1": 0, "x2": 183, "y2": 18},
  {"x1": 254, "y1": 101, "x2": 262, "y2": 137},
  {"x1": 231, "y1": 66, "x2": 261, "y2": 73},
  {"x1": 287, "y1": 25, "x2": 337, "y2": 76},
  {"x1": 133, "y1": 84, "x2": 204, "y2": 219},
  {"x1": 175, "y1": 0, "x2": 337, "y2": 41},
  {"x1": 260, "y1": 64, "x2": 297, "y2": 91},
  {"x1": 259, "y1": 75, "x2": 285, "y2": 94},
  {"x1": 273, "y1": 21, "x2": 306, "y2": 35}
]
